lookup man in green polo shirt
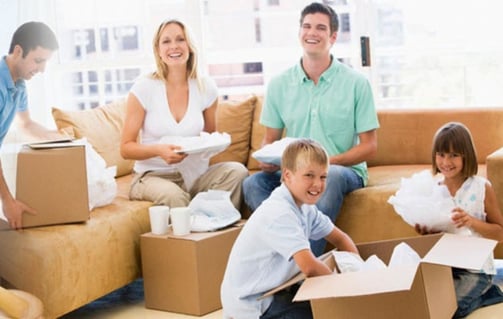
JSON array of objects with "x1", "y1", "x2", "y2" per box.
[{"x1": 243, "y1": 2, "x2": 379, "y2": 256}]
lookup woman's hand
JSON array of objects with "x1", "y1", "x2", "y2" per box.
[{"x1": 158, "y1": 144, "x2": 188, "y2": 164}]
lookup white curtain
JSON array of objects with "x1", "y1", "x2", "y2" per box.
[{"x1": 14, "y1": 0, "x2": 58, "y2": 128}]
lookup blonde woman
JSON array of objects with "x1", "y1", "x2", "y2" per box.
[{"x1": 120, "y1": 19, "x2": 247, "y2": 209}]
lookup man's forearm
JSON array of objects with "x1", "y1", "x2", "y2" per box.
[{"x1": 0, "y1": 160, "x2": 14, "y2": 204}]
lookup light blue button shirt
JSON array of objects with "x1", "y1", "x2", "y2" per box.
[
  {"x1": 0, "y1": 56, "x2": 28, "y2": 145},
  {"x1": 220, "y1": 183, "x2": 334, "y2": 318}
]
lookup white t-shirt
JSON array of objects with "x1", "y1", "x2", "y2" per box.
[
  {"x1": 130, "y1": 74, "x2": 218, "y2": 173},
  {"x1": 220, "y1": 184, "x2": 334, "y2": 318}
]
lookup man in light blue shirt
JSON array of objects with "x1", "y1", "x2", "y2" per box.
[
  {"x1": 1, "y1": 21, "x2": 60, "y2": 229},
  {"x1": 243, "y1": 2, "x2": 379, "y2": 256}
]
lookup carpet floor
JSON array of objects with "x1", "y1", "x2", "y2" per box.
[{"x1": 60, "y1": 261, "x2": 503, "y2": 319}]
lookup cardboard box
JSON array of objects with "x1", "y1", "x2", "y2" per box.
[
  {"x1": 140, "y1": 223, "x2": 243, "y2": 316},
  {"x1": 266, "y1": 233, "x2": 496, "y2": 319},
  {"x1": 0, "y1": 144, "x2": 89, "y2": 229}
]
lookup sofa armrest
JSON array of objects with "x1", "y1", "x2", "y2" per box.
[
  {"x1": 486, "y1": 147, "x2": 503, "y2": 259},
  {"x1": 487, "y1": 147, "x2": 503, "y2": 211}
]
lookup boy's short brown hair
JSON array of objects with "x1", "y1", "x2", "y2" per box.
[{"x1": 281, "y1": 139, "x2": 329, "y2": 174}]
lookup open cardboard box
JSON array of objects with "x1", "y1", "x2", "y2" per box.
[
  {"x1": 0, "y1": 141, "x2": 89, "y2": 229},
  {"x1": 141, "y1": 221, "x2": 245, "y2": 316},
  {"x1": 264, "y1": 233, "x2": 497, "y2": 319}
]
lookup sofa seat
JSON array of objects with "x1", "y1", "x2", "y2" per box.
[{"x1": 0, "y1": 176, "x2": 152, "y2": 319}]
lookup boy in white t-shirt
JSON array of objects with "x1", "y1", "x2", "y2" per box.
[{"x1": 221, "y1": 139, "x2": 359, "y2": 318}]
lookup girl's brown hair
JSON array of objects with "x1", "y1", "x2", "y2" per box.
[{"x1": 431, "y1": 122, "x2": 478, "y2": 177}]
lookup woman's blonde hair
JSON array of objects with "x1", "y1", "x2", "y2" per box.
[
  {"x1": 151, "y1": 19, "x2": 199, "y2": 83},
  {"x1": 282, "y1": 139, "x2": 329, "y2": 178}
]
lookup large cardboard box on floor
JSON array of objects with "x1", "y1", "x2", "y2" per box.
[
  {"x1": 266, "y1": 233, "x2": 497, "y2": 319},
  {"x1": 141, "y1": 222, "x2": 244, "y2": 316},
  {"x1": 0, "y1": 143, "x2": 89, "y2": 229}
]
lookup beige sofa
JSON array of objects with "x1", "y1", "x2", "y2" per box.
[{"x1": 1, "y1": 95, "x2": 503, "y2": 318}]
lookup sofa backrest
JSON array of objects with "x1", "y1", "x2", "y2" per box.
[
  {"x1": 52, "y1": 95, "x2": 263, "y2": 176},
  {"x1": 52, "y1": 99, "x2": 134, "y2": 177},
  {"x1": 368, "y1": 107, "x2": 503, "y2": 167},
  {"x1": 53, "y1": 97, "x2": 503, "y2": 175}
]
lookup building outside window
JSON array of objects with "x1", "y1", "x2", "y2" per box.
[{"x1": 5, "y1": 0, "x2": 503, "y2": 114}]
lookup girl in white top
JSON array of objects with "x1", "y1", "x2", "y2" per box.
[
  {"x1": 120, "y1": 19, "x2": 247, "y2": 209},
  {"x1": 416, "y1": 122, "x2": 503, "y2": 318}
]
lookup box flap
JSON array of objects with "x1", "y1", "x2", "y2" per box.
[
  {"x1": 260, "y1": 270, "x2": 306, "y2": 300},
  {"x1": 293, "y1": 265, "x2": 418, "y2": 301},
  {"x1": 260, "y1": 251, "x2": 334, "y2": 299},
  {"x1": 24, "y1": 137, "x2": 74, "y2": 146},
  {"x1": 423, "y1": 233, "x2": 496, "y2": 270},
  {"x1": 27, "y1": 139, "x2": 81, "y2": 149}
]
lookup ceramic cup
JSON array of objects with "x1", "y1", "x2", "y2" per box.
[
  {"x1": 170, "y1": 207, "x2": 192, "y2": 236},
  {"x1": 148, "y1": 205, "x2": 170, "y2": 235}
]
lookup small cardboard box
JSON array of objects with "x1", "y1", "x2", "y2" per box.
[
  {"x1": 1, "y1": 144, "x2": 89, "y2": 229},
  {"x1": 267, "y1": 233, "x2": 497, "y2": 319},
  {"x1": 140, "y1": 223, "x2": 244, "y2": 316}
]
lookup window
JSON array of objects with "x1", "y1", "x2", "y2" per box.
[
  {"x1": 9, "y1": 0, "x2": 503, "y2": 113},
  {"x1": 209, "y1": 62, "x2": 264, "y2": 88}
]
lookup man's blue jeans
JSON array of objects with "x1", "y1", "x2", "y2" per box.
[{"x1": 243, "y1": 165, "x2": 363, "y2": 256}]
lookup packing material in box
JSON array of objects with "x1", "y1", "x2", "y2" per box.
[
  {"x1": 266, "y1": 233, "x2": 497, "y2": 319},
  {"x1": 1, "y1": 144, "x2": 89, "y2": 229},
  {"x1": 140, "y1": 222, "x2": 244, "y2": 316}
]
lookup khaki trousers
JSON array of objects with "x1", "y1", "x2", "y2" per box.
[{"x1": 129, "y1": 162, "x2": 248, "y2": 209}]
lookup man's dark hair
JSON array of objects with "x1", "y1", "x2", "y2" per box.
[
  {"x1": 300, "y1": 2, "x2": 339, "y2": 33},
  {"x1": 9, "y1": 21, "x2": 59, "y2": 57}
]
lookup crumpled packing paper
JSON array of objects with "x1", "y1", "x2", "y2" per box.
[
  {"x1": 251, "y1": 137, "x2": 300, "y2": 166},
  {"x1": 188, "y1": 190, "x2": 240, "y2": 232},
  {"x1": 388, "y1": 170, "x2": 470, "y2": 234},
  {"x1": 160, "y1": 132, "x2": 230, "y2": 190},
  {"x1": 333, "y1": 242, "x2": 421, "y2": 273}
]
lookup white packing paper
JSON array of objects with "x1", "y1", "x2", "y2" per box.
[
  {"x1": 160, "y1": 132, "x2": 231, "y2": 189},
  {"x1": 388, "y1": 170, "x2": 470, "y2": 234},
  {"x1": 251, "y1": 137, "x2": 300, "y2": 166}
]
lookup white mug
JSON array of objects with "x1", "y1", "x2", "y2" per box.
[
  {"x1": 148, "y1": 205, "x2": 170, "y2": 235},
  {"x1": 170, "y1": 207, "x2": 193, "y2": 236}
]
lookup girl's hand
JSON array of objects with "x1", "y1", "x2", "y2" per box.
[
  {"x1": 158, "y1": 144, "x2": 188, "y2": 164},
  {"x1": 414, "y1": 224, "x2": 441, "y2": 235},
  {"x1": 451, "y1": 207, "x2": 474, "y2": 228}
]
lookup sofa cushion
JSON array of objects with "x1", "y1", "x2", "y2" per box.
[
  {"x1": 210, "y1": 95, "x2": 257, "y2": 165},
  {"x1": 369, "y1": 107, "x2": 503, "y2": 167},
  {"x1": 52, "y1": 99, "x2": 134, "y2": 177}
]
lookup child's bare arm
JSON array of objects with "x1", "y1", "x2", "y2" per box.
[
  {"x1": 325, "y1": 227, "x2": 359, "y2": 254},
  {"x1": 293, "y1": 249, "x2": 332, "y2": 277},
  {"x1": 463, "y1": 182, "x2": 503, "y2": 242}
]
